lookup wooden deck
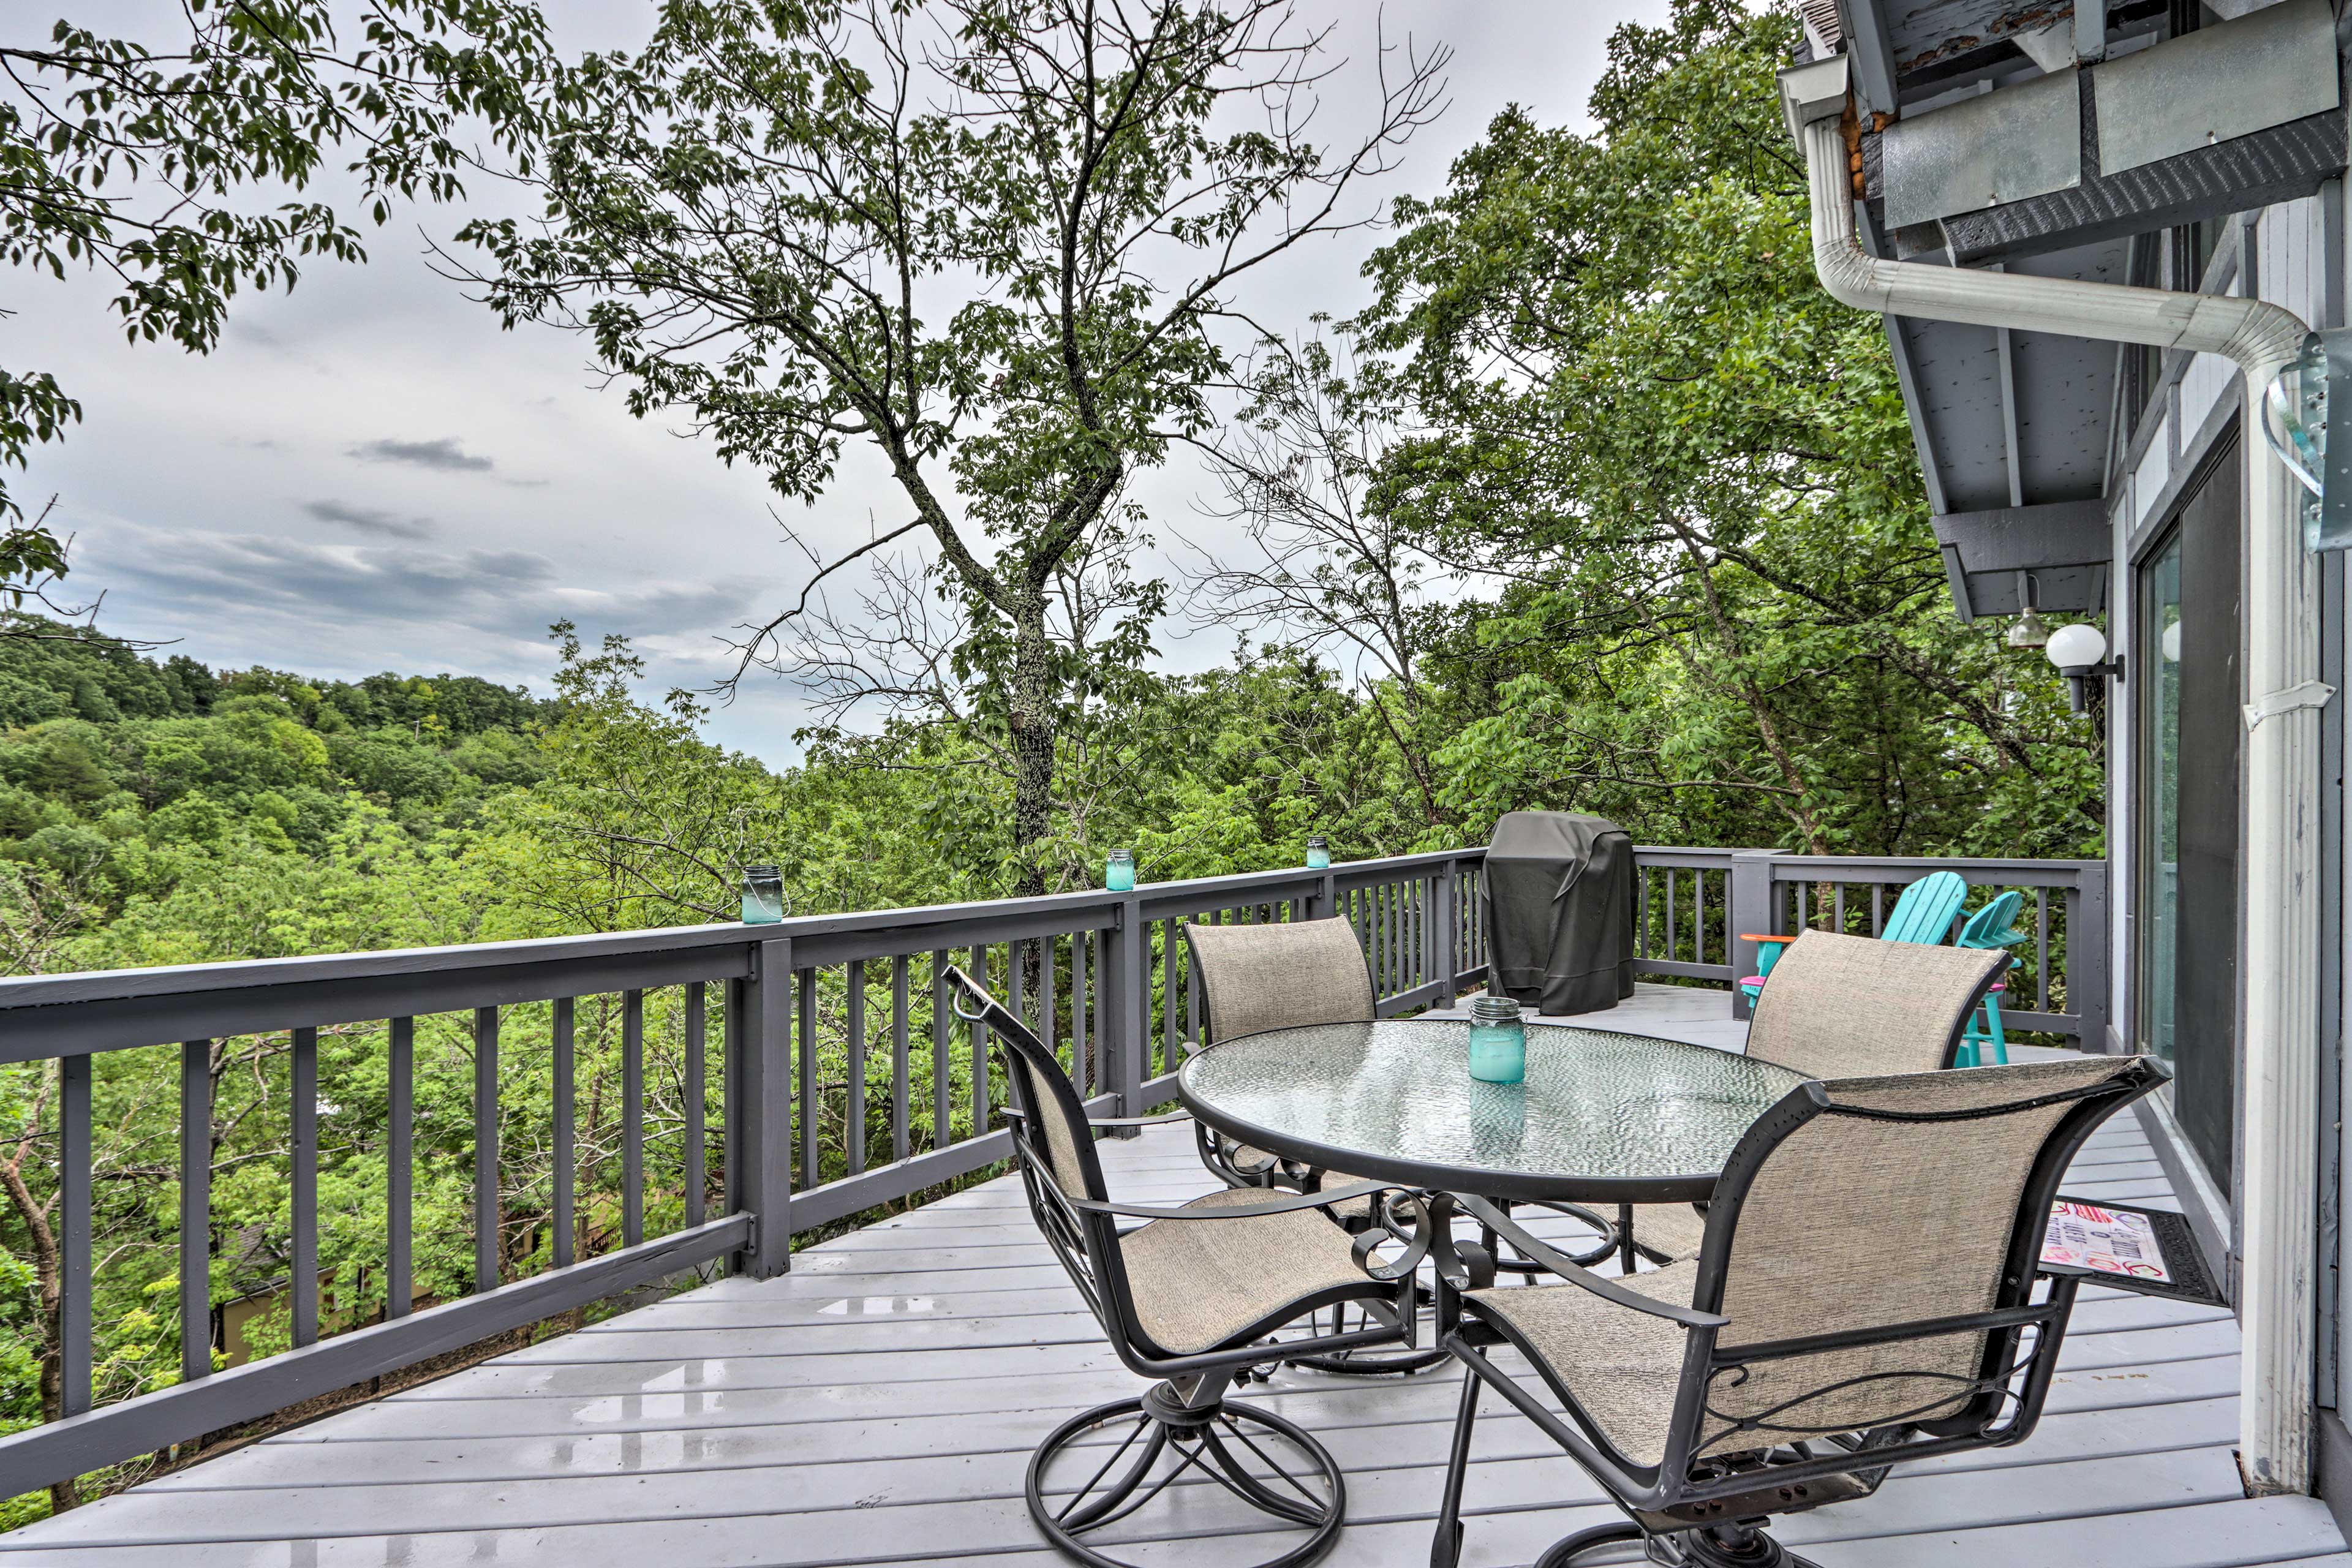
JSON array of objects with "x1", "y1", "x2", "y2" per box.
[{"x1": 3, "y1": 990, "x2": 2343, "y2": 1566}]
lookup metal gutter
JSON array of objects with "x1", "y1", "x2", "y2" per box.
[{"x1": 1784, "y1": 51, "x2": 2328, "y2": 1496}]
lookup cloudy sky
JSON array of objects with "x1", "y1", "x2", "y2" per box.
[{"x1": 15, "y1": 1, "x2": 1667, "y2": 762}]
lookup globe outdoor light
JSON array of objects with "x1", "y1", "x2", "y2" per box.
[
  {"x1": 2045, "y1": 622, "x2": 2122, "y2": 714},
  {"x1": 2263, "y1": 328, "x2": 2352, "y2": 551}
]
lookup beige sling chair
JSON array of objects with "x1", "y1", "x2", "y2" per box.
[
  {"x1": 1622, "y1": 929, "x2": 2010, "y2": 1268},
  {"x1": 945, "y1": 967, "x2": 1436, "y2": 1568},
  {"x1": 1430, "y1": 1052, "x2": 2168, "y2": 1568},
  {"x1": 1180, "y1": 916, "x2": 1624, "y2": 1375}
]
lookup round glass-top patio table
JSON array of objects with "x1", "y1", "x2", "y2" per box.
[{"x1": 1177, "y1": 1017, "x2": 1808, "y2": 1205}]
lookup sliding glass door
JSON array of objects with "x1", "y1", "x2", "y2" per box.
[{"x1": 2135, "y1": 440, "x2": 2241, "y2": 1188}]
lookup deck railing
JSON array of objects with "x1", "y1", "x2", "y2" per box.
[{"x1": 0, "y1": 844, "x2": 2104, "y2": 1497}]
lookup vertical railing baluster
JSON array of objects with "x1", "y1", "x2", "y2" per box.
[
  {"x1": 1009, "y1": 940, "x2": 1027, "y2": 1037},
  {"x1": 846, "y1": 959, "x2": 867, "y2": 1179},
  {"x1": 891, "y1": 956, "x2": 911, "y2": 1164},
  {"x1": 969, "y1": 946, "x2": 990, "y2": 1139},
  {"x1": 1665, "y1": 873, "x2": 1678, "y2": 964},
  {"x1": 1637, "y1": 867, "x2": 1649, "y2": 960},
  {"x1": 932, "y1": 950, "x2": 951, "y2": 1150},
  {"x1": 474, "y1": 1006, "x2": 499, "y2": 1294},
  {"x1": 551, "y1": 1000, "x2": 573, "y2": 1269},
  {"x1": 724, "y1": 978, "x2": 742, "y2": 1251},
  {"x1": 1042, "y1": 935, "x2": 1058, "y2": 1066},
  {"x1": 1871, "y1": 885, "x2": 1884, "y2": 936},
  {"x1": 1073, "y1": 933, "x2": 1090, "y2": 1098},
  {"x1": 292, "y1": 1026, "x2": 318, "y2": 1348},
  {"x1": 685, "y1": 982, "x2": 706, "y2": 1230},
  {"x1": 1373, "y1": 884, "x2": 1392, "y2": 992},
  {"x1": 61, "y1": 1052, "x2": 90, "y2": 1417},
  {"x1": 181, "y1": 1039, "x2": 211, "y2": 1384},
  {"x1": 797, "y1": 970, "x2": 819, "y2": 1190},
  {"x1": 1833, "y1": 884, "x2": 1845, "y2": 936},
  {"x1": 2038, "y1": 888, "x2": 2053, "y2": 1012},
  {"x1": 1161, "y1": 919, "x2": 1178, "y2": 1071},
  {"x1": 623, "y1": 989, "x2": 644, "y2": 1248},
  {"x1": 388, "y1": 1017, "x2": 414, "y2": 1313}
]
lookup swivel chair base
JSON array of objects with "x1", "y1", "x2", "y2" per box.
[
  {"x1": 1028, "y1": 1381, "x2": 1347, "y2": 1568},
  {"x1": 1532, "y1": 1518, "x2": 1820, "y2": 1568}
]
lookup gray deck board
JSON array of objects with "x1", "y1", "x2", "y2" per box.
[{"x1": 1, "y1": 993, "x2": 2335, "y2": 1566}]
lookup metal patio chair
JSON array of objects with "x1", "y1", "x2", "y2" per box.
[
  {"x1": 1621, "y1": 929, "x2": 2008, "y2": 1266},
  {"x1": 1182, "y1": 918, "x2": 1463, "y2": 1374},
  {"x1": 1182, "y1": 918, "x2": 1615, "y2": 1373},
  {"x1": 944, "y1": 967, "x2": 1433, "y2": 1568},
  {"x1": 1429, "y1": 1053, "x2": 2168, "y2": 1568},
  {"x1": 1181, "y1": 917, "x2": 1380, "y2": 1196}
]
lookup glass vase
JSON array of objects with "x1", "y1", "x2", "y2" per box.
[
  {"x1": 741, "y1": 865, "x2": 784, "y2": 924},
  {"x1": 1467, "y1": 994, "x2": 1526, "y2": 1084}
]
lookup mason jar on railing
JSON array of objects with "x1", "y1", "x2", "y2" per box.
[
  {"x1": 1305, "y1": 834, "x2": 1331, "y2": 870},
  {"x1": 1468, "y1": 993, "x2": 1527, "y2": 1084},
  {"x1": 741, "y1": 864, "x2": 784, "y2": 924},
  {"x1": 1104, "y1": 848, "x2": 1136, "y2": 892}
]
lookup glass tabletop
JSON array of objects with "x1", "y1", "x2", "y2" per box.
[{"x1": 1177, "y1": 1019, "x2": 1809, "y2": 1203}]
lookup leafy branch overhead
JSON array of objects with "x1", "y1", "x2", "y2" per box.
[{"x1": 0, "y1": 0, "x2": 553, "y2": 541}]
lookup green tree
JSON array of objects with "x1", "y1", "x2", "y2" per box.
[
  {"x1": 458, "y1": 0, "x2": 1447, "y2": 892},
  {"x1": 1355, "y1": 0, "x2": 2101, "y2": 859}
]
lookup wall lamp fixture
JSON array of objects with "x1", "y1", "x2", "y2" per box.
[{"x1": 2045, "y1": 623, "x2": 2122, "y2": 714}]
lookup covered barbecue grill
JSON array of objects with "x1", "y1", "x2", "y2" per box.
[{"x1": 1479, "y1": 810, "x2": 1637, "y2": 1016}]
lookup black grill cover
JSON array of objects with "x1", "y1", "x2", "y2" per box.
[{"x1": 1480, "y1": 811, "x2": 1637, "y2": 1016}]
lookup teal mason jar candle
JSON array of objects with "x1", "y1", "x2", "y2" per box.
[
  {"x1": 741, "y1": 864, "x2": 784, "y2": 924},
  {"x1": 1104, "y1": 848, "x2": 1136, "y2": 892},
  {"x1": 1467, "y1": 995, "x2": 1527, "y2": 1084},
  {"x1": 1305, "y1": 834, "x2": 1331, "y2": 870}
]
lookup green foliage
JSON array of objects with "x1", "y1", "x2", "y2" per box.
[{"x1": 1353, "y1": 0, "x2": 2102, "y2": 858}]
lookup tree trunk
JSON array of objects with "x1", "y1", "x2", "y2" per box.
[{"x1": 1007, "y1": 590, "x2": 1058, "y2": 899}]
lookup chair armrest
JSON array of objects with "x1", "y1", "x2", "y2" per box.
[
  {"x1": 1453, "y1": 1193, "x2": 1728, "y2": 1330},
  {"x1": 1067, "y1": 1179, "x2": 1400, "y2": 1221},
  {"x1": 1072, "y1": 1182, "x2": 1436, "y2": 1284},
  {"x1": 1000, "y1": 1107, "x2": 1193, "y2": 1130}
]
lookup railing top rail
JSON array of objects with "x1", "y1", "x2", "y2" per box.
[
  {"x1": 1764, "y1": 855, "x2": 2103, "y2": 877},
  {"x1": 0, "y1": 849, "x2": 1492, "y2": 1016},
  {"x1": 0, "y1": 844, "x2": 2103, "y2": 1017}
]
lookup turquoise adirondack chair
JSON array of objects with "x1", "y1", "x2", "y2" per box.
[
  {"x1": 1738, "y1": 870, "x2": 1970, "y2": 1005},
  {"x1": 1953, "y1": 889, "x2": 2028, "y2": 1067}
]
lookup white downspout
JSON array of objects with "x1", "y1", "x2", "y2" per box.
[{"x1": 1782, "y1": 59, "x2": 2325, "y2": 1494}]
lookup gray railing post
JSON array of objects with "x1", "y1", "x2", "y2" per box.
[
  {"x1": 2072, "y1": 861, "x2": 2112, "y2": 1052},
  {"x1": 1100, "y1": 894, "x2": 1149, "y2": 1135},
  {"x1": 1434, "y1": 858, "x2": 1461, "y2": 1011},
  {"x1": 1727, "y1": 851, "x2": 1777, "y2": 1022},
  {"x1": 733, "y1": 937, "x2": 795, "y2": 1276},
  {"x1": 1305, "y1": 869, "x2": 1338, "y2": 921}
]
